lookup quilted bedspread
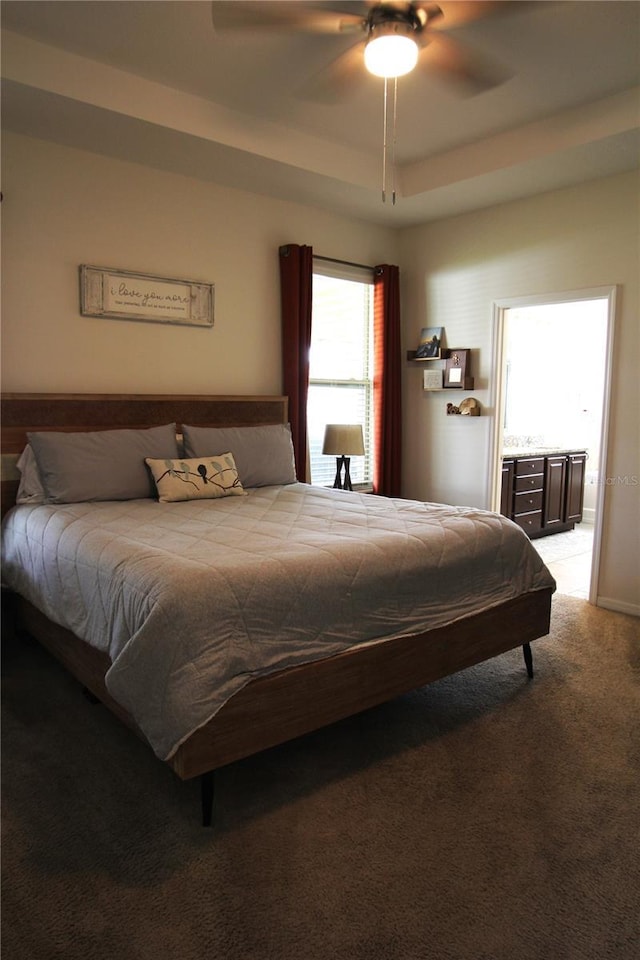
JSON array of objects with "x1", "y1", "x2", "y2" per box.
[{"x1": 1, "y1": 483, "x2": 555, "y2": 759}]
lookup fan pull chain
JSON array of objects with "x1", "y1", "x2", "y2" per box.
[
  {"x1": 382, "y1": 77, "x2": 388, "y2": 204},
  {"x1": 391, "y1": 76, "x2": 398, "y2": 206},
  {"x1": 381, "y1": 77, "x2": 398, "y2": 205}
]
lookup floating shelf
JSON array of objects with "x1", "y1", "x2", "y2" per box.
[
  {"x1": 444, "y1": 377, "x2": 475, "y2": 390},
  {"x1": 408, "y1": 349, "x2": 473, "y2": 386}
]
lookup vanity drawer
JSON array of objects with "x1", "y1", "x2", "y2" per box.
[
  {"x1": 513, "y1": 511, "x2": 542, "y2": 535},
  {"x1": 514, "y1": 490, "x2": 543, "y2": 515},
  {"x1": 514, "y1": 473, "x2": 544, "y2": 493},
  {"x1": 514, "y1": 457, "x2": 545, "y2": 477}
]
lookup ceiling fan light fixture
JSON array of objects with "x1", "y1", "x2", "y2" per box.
[{"x1": 364, "y1": 22, "x2": 419, "y2": 79}]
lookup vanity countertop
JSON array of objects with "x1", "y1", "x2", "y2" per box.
[{"x1": 502, "y1": 447, "x2": 587, "y2": 459}]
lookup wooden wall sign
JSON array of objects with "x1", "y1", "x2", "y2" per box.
[{"x1": 80, "y1": 265, "x2": 214, "y2": 328}]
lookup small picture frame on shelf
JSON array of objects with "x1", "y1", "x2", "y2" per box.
[
  {"x1": 423, "y1": 368, "x2": 443, "y2": 391},
  {"x1": 415, "y1": 326, "x2": 443, "y2": 360},
  {"x1": 444, "y1": 349, "x2": 471, "y2": 388}
]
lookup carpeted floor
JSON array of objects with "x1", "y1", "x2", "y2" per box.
[{"x1": 2, "y1": 594, "x2": 639, "y2": 960}]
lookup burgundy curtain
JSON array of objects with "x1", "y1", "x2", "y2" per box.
[
  {"x1": 279, "y1": 244, "x2": 313, "y2": 482},
  {"x1": 373, "y1": 264, "x2": 402, "y2": 497}
]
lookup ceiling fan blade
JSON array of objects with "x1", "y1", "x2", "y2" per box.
[
  {"x1": 419, "y1": 32, "x2": 512, "y2": 94},
  {"x1": 425, "y1": 1, "x2": 528, "y2": 30},
  {"x1": 298, "y1": 41, "x2": 369, "y2": 102},
  {"x1": 211, "y1": 2, "x2": 365, "y2": 35}
]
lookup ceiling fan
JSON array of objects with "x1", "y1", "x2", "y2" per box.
[
  {"x1": 210, "y1": 1, "x2": 520, "y2": 100},
  {"x1": 210, "y1": 2, "x2": 525, "y2": 205}
]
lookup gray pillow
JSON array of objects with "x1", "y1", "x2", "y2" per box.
[
  {"x1": 182, "y1": 423, "x2": 297, "y2": 488},
  {"x1": 28, "y1": 424, "x2": 180, "y2": 503},
  {"x1": 16, "y1": 444, "x2": 49, "y2": 505}
]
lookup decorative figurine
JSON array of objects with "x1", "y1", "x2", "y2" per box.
[{"x1": 446, "y1": 398, "x2": 481, "y2": 416}]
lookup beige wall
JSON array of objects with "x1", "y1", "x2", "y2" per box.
[
  {"x1": 399, "y1": 171, "x2": 639, "y2": 614},
  {"x1": 0, "y1": 132, "x2": 397, "y2": 395},
  {"x1": 2, "y1": 133, "x2": 637, "y2": 612}
]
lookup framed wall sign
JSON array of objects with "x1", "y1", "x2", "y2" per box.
[
  {"x1": 444, "y1": 349, "x2": 471, "y2": 388},
  {"x1": 80, "y1": 265, "x2": 214, "y2": 327}
]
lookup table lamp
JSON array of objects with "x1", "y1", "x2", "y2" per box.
[{"x1": 322, "y1": 424, "x2": 365, "y2": 491}]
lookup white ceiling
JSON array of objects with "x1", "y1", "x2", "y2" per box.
[{"x1": 2, "y1": 0, "x2": 639, "y2": 226}]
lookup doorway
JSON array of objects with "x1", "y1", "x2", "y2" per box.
[{"x1": 490, "y1": 288, "x2": 617, "y2": 604}]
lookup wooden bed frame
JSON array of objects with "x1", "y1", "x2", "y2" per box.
[{"x1": 1, "y1": 393, "x2": 553, "y2": 825}]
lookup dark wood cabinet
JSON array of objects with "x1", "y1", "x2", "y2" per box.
[
  {"x1": 543, "y1": 455, "x2": 567, "y2": 529},
  {"x1": 565, "y1": 453, "x2": 587, "y2": 523},
  {"x1": 511, "y1": 457, "x2": 544, "y2": 535},
  {"x1": 500, "y1": 450, "x2": 586, "y2": 539},
  {"x1": 500, "y1": 459, "x2": 514, "y2": 518}
]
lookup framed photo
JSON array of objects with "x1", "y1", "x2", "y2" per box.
[
  {"x1": 415, "y1": 326, "x2": 443, "y2": 360},
  {"x1": 80, "y1": 265, "x2": 214, "y2": 328},
  {"x1": 444, "y1": 349, "x2": 471, "y2": 388}
]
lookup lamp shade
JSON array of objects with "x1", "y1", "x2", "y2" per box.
[
  {"x1": 364, "y1": 22, "x2": 419, "y2": 79},
  {"x1": 322, "y1": 424, "x2": 365, "y2": 456}
]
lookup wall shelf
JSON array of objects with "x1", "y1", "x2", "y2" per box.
[
  {"x1": 444, "y1": 377, "x2": 475, "y2": 390},
  {"x1": 410, "y1": 346, "x2": 475, "y2": 390}
]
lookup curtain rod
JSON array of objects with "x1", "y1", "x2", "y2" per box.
[{"x1": 314, "y1": 255, "x2": 374, "y2": 271}]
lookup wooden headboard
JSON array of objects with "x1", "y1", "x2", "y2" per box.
[{"x1": 0, "y1": 392, "x2": 289, "y2": 516}]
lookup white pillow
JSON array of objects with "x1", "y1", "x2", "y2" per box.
[{"x1": 145, "y1": 453, "x2": 246, "y2": 503}]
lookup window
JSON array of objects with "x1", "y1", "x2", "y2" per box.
[{"x1": 308, "y1": 259, "x2": 374, "y2": 487}]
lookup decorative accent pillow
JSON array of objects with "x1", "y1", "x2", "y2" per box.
[
  {"x1": 15, "y1": 444, "x2": 49, "y2": 505},
  {"x1": 28, "y1": 423, "x2": 180, "y2": 503},
  {"x1": 145, "y1": 453, "x2": 246, "y2": 502},
  {"x1": 182, "y1": 423, "x2": 296, "y2": 488}
]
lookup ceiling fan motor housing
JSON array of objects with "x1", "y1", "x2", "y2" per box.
[
  {"x1": 366, "y1": 2, "x2": 443, "y2": 34},
  {"x1": 368, "y1": 19, "x2": 417, "y2": 44}
]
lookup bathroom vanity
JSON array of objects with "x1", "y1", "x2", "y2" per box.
[{"x1": 500, "y1": 449, "x2": 587, "y2": 538}]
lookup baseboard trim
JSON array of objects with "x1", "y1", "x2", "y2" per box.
[{"x1": 595, "y1": 596, "x2": 640, "y2": 617}]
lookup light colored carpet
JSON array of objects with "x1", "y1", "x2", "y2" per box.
[{"x1": 2, "y1": 595, "x2": 639, "y2": 960}]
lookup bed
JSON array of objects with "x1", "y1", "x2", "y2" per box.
[{"x1": 1, "y1": 393, "x2": 555, "y2": 825}]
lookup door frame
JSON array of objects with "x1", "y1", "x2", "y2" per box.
[{"x1": 488, "y1": 286, "x2": 617, "y2": 604}]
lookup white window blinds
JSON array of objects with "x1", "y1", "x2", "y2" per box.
[{"x1": 308, "y1": 259, "x2": 374, "y2": 488}]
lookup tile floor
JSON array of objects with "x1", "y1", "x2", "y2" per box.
[{"x1": 531, "y1": 523, "x2": 594, "y2": 599}]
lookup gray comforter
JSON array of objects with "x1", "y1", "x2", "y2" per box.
[{"x1": 1, "y1": 483, "x2": 555, "y2": 759}]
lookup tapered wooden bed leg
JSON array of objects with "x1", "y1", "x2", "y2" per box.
[
  {"x1": 523, "y1": 642, "x2": 534, "y2": 679},
  {"x1": 201, "y1": 771, "x2": 215, "y2": 827}
]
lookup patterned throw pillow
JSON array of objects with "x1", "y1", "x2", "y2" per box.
[{"x1": 145, "y1": 453, "x2": 246, "y2": 503}]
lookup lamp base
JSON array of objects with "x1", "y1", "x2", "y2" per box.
[{"x1": 333, "y1": 456, "x2": 353, "y2": 491}]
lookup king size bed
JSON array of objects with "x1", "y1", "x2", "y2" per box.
[{"x1": 1, "y1": 393, "x2": 555, "y2": 825}]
